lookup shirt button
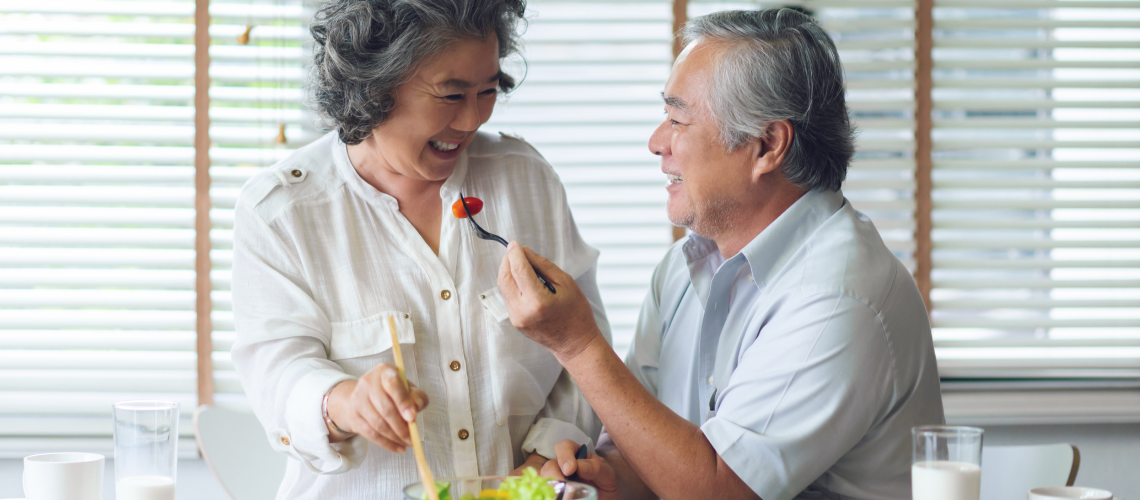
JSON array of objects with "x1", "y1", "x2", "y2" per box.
[
  {"x1": 441, "y1": 290, "x2": 452, "y2": 300},
  {"x1": 458, "y1": 429, "x2": 470, "y2": 440},
  {"x1": 450, "y1": 360, "x2": 461, "y2": 371},
  {"x1": 708, "y1": 376, "x2": 714, "y2": 385},
  {"x1": 280, "y1": 436, "x2": 290, "y2": 446},
  {"x1": 290, "y1": 169, "x2": 302, "y2": 178}
]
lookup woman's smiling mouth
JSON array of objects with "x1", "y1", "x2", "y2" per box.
[{"x1": 429, "y1": 140, "x2": 460, "y2": 152}]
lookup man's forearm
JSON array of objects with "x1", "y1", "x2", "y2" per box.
[
  {"x1": 557, "y1": 335, "x2": 758, "y2": 500},
  {"x1": 595, "y1": 434, "x2": 657, "y2": 500}
]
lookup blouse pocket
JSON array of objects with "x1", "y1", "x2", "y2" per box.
[
  {"x1": 480, "y1": 287, "x2": 561, "y2": 426},
  {"x1": 328, "y1": 312, "x2": 415, "y2": 361}
]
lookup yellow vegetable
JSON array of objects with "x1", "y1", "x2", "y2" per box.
[{"x1": 478, "y1": 489, "x2": 510, "y2": 499}]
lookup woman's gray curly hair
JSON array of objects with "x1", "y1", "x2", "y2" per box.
[{"x1": 308, "y1": 0, "x2": 527, "y2": 145}]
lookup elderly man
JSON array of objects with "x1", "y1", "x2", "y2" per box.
[{"x1": 495, "y1": 8, "x2": 945, "y2": 500}]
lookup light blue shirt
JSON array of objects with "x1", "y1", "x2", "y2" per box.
[{"x1": 626, "y1": 189, "x2": 944, "y2": 500}]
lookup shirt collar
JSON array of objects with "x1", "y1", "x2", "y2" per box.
[
  {"x1": 682, "y1": 188, "x2": 845, "y2": 297},
  {"x1": 739, "y1": 188, "x2": 845, "y2": 288},
  {"x1": 682, "y1": 232, "x2": 724, "y2": 306},
  {"x1": 332, "y1": 133, "x2": 471, "y2": 210},
  {"x1": 438, "y1": 151, "x2": 469, "y2": 205}
]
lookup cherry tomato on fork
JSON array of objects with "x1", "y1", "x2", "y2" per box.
[{"x1": 451, "y1": 197, "x2": 484, "y2": 218}]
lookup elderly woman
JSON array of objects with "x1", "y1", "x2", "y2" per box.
[{"x1": 229, "y1": 0, "x2": 610, "y2": 497}]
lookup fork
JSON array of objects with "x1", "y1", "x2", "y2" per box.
[{"x1": 460, "y1": 193, "x2": 557, "y2": 294}]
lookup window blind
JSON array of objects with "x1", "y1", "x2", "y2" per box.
[
  {"x1": 6, "y1": 0, "x2": 1138, "y2": 441},
  {"x1": 929, "y1": 0, "x2": 1140, "y2": 385},
  {"x1": 688, "y1": 0, "x2": 919, "y2": 268},
  {"x1": 206, "y1": 0, "x2": 311, "y2": 411},
  {"x1": 0, "y1": 0, "x2": 202, "y2": 457}
]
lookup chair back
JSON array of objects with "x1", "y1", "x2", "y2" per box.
[
  {"x1": 980, "y1": 443, "x2": 1079, "y2": 500},
  {"x1": 194, "y1": 405, "x2": 287, "y2": 500}
]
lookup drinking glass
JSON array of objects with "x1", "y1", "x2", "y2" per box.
[
  {"x1": 912, "y1": 425, "x2": 984, "y2": 500},
  {"x1": 112, "y1": 401, "x2": 179, "y2": 500}
]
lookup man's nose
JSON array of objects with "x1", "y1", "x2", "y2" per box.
[{"x1": 648, "y1": 120, "x2": 670, "y2": 156}]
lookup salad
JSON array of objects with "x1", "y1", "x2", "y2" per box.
[{"x1": 424, "y1": 468, "x2": 557, "y2": 500}]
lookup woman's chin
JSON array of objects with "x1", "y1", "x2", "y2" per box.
[{"x1": 411, "y1": 159, "x2": 458, "y2": 182}]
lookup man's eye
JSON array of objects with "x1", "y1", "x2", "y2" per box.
[
  {"x1": 670, "y1": 119, "x2": 681, "y2": 126},
  {"x1": 444, "y1": 94, "x2": 463, "y2": 102},
  {"x1": 479, "y1": 88, "x2": 498, "y2": 97}
]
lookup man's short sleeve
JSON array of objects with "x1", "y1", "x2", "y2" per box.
[{"x1": 701, "y1": 292, "x2": 894, "y2": 500}]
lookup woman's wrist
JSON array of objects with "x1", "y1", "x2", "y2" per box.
[
  {"x1": 512, "y1": 451, "x2": 548, "y2": 476},
  {"x1": 324, "y1": 380, "x2": 356, "y2": 440}
]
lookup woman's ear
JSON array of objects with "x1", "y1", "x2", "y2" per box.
[{"x1": 753, "y1": 119, "x2": 793, "y2": 182}]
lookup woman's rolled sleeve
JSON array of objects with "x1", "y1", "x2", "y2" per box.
[
  {"x1": 232, "y1": 200, "x2": 365, "y2": 473},
  {"x1": 240, "y1": 340, "x2": 365, "y2": 474},
  {"x1": 278, "y1": 358, "x2": 365, "y2": 473}
]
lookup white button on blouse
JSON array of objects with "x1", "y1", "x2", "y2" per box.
[{"x1": 231, "y1": 131, "x2": 610, "y2": 499}]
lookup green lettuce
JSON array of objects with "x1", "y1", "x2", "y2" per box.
[
  {"x1": 498, "y1": 468, "x2": 557, "y2": 500},
  {"x1": 423, "y1": 481, "x2": 452, "y2": 500}
]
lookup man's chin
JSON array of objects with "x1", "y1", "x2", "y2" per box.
[
  {"x1": 669, "y1": 213, "x2": 711, "y2": 241},
  {"x1": 669, "y1": 200, "x2": 735, "y2": 240},
  {"x1": 665, "y1": 205, "x2": 691, "y2": 229}
]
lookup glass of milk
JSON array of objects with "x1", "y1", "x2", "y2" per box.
[
  {"x1": 113, "y1": 401, "x2": 179, "y2": 500},
  {"x1": 912, "y1": 425, "x2": 984, "y2": 500}
]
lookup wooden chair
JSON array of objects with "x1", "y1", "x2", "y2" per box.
[
  {"x1": 980, "y1": 443, "x2": 1080, "y2": 500},
  {"x1": 194, "y1": 405, "x2": 287, "y2": 500}
]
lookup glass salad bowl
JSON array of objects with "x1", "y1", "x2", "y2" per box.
[{"x1": 403, "y1": 475, "x2": 598, "y2": 500}]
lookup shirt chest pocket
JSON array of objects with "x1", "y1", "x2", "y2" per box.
[
  {"x1": 328, "y1": 312, "x2": 415, "y2": 361},
  {"x1": 480, "y1": 287, "x2": 560, "y2": 426}
]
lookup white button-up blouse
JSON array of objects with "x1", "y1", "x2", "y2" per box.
[{"x1": 231, "y1": 131, "x2": 610, "y2": 499}]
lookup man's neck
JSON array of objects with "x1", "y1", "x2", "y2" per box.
[{"x1": 711, "y1": 182, "x2": 806, "y2": 259}]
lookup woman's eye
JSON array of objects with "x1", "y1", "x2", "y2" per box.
[
  {"x1": 444, "y1": 94, "x2": 463, "y2": 102},
  {"x1": 479, "y1": 88, "x2": 498, "y2": 97}
]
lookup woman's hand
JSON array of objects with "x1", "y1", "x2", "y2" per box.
[
  {"x1": 538, "y1": 440, "x2": 620, "y2": 500},
  {"x1": 510, "y1": 451, "x2": 548, "y2": 476},
  {"x1": 325, "y1": 363, "x2": 428, "y2": 453}
]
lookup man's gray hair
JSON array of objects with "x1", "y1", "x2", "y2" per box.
[
  {"x1": 308, "y1": 0, "x2": 526, "y2": 145},
  {"x1": 683, "y1": 9, "x2": 855, "y2": 192}
]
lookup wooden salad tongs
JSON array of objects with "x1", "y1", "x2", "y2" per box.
[{"x1": 388, "y1": 315, "x2": 440, "y2": 500}]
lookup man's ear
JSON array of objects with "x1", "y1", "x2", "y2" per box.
[{"x1": 753, "y1": 119, "x2": 793, "y2": 182}]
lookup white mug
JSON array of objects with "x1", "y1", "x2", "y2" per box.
[
  {"x1": 22, "y1": 452, "x2": 105, "y2": 500},
  {"x1": 1028, "y1": 486, "x2": 1113, "y2": 500}
]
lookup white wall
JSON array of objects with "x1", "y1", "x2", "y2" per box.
[
  {"x1": 980, "y1": 423, "x2": 1140, "y2": 499},
  {"x1": 2, "y1": 424, "x2": 1136, "y2": 499}
]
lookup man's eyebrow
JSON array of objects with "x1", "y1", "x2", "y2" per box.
[
  {"x1": 661, "y1": 92, "x2": 688, "y2": 112},
  {"x1": 440, "y1": 72, "x2": 503, "y2": 90}
]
